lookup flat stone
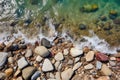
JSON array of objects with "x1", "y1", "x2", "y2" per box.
[
  {"x1": 54, "y1": 52, "x2": 64, "y2": 61},
  {"x1": 31, "y1": 71, "x2": 41, "y2": 80},
  {"x1": 96, "y1": 61, "x2": 102, "y2": 70},
  {"x1": 73, "y1": 62, "x2": 82, "y2": 71},
  {"x1": 85, "y1": 51, "x2": 95, "y2": 62},
  {"x1": 84, "y1": 64, "x2": 94, "y2": 70},
  {"x1": 70, "y1": 48, "x2": 83, "y2": 57},
  {"x1": 36, "y1": 56, "x2": 43, "y2": 62},
  {"x1": 0, "y1": 52, "x2": 8, "y2": 67},
  {"x1": 42, "y1": 59, "x2": 54, "y2": 72},
  {"x1": 74, "y1": 57, "x2": 80, "y2": 63},
  {"x1": 54, "y1": 61, "x2": 60, "y2": 70},
  {"x1": 55, "y1": 72, "x2": 61, "y2": 80},
  {"x1": 97, "y1": 76, "x2": 110, "y2": 80},
  {"x1": 25, "y1": 49, "x2": 33, "y2": 57},
  {"x1": 61, "y1": 68, "x2": 74, "y2": 80},
  {"x1": 34, "y1": 46, "x2": 50, "y2": 57},
  {"x1": 63, "y1": 49, "x2": 69, "y2": 55},
  {"x1": 101, "y1": 64, "x2": 112, "y2": 76},
  {"x1": 22, "y1": 66, "x2": 36, "y2": 80},
  {"x1": 5, "y1": 68, "x2": 13, "y2": 77},
  {"x1": 17, "y1": 57, "x2": 28, "y2": 69}
]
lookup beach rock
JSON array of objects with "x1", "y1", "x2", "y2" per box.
[
  {"x1": 0, "y1": 52, "x2": 8, "y2": 67},
  {"x1": 109, "y1": 10, "x2": 117, "y2": 19},
  {"x1": 22, "y1": 66, "x2": 36, "y2": 80},
  {"x1": 83, "y1": 46, "x2": 90, "y2": 53},
  {"x1": 70, "y1": 48, "x2": 83, "y2": 57},
  {"x1": 113, "y1": 53, "x2": 120, "y2": 57},
  {"x1": 63, "y1": 49, "x2": 69, "y2": 55},
  {"x1": 5, "y1": 68, "x2": 13, "y2": 77},
  {"x1": 17, "y1": 57, "x2": 28, "y2": 69},
  {"x1": 31, "y1": 71, "x2": 41, "y2": 80},
  {"x1": 84, "y1": 64, "x2": 94, "y2": 70},
  {"x1": 96, "y1": 61, "x2": 102, "y2": 70},
  {"x1": 72, "y1": 75, "x2": 81, "y2": 80},
  {"x1": 95, "y1": 52, "x2": 109, "y2": 62},
  {"x1": 54, "y1": 52, "x2": 64, "y2": 61},
  {"x1": 0, "y1": 42, "x2": 5, "y2": 50},
  {"x1": 9, "y1": 44, "x2": 19, "y2": 51},
  {"x1": 85, "y1": 51, "x2": 95, "y2": 62},
  {"x1": 110, "y1": 57, "x2": 116, "y2": 60},
  {"x1": 79, "y1": 24, "x2": 87, "y2": 30},
  {"x1": 25, "y1": 49, "x2": 33, "y2": 57},
  {"x1": 109, "y1": 61, "x2": 116, "y2": 67},
  {"x1": 34, "y1": 46, "x2": 50, "y2": 57},
  {"x1": 116, "y1": 58, "x2": 120, "y2": 62},
  {"x1": 55, "y1": 72, "x2": 61, "y2": 80},
  {"x1": 0, "y1": 72, "x2": 5, "y2": 79},
  {"x1": 61, "y1": 68, "x2": 74, "y2": 80},
  {"x1": 97, "y1": 76, "x2": 110, "y2": 80},
  {"x1": 8, "y1": 57, "x2": 14, "y2": 64},
  {"x1": 42, "y1": 59, "x2": 54, "y2": 72},
  {"x1": 67, "y1": 60, "x2": 74, "y2": 65},
  {"x1": 41, "y1": 38, "x2": 52, "y2": 48},
  {"x1": 74, "y1": 57, "x2": 80, "y2": 63},
  {"x1": 14, "y1": 70, "x2": 21, "y2": 77},
  {"x1": 36, "y1": 56, "x2": 43, "y2": 62},
  {"x1": 16, "y1": 77, "x2": 23, "y2": 80},
  {"x1": 101, "y1": 64, "x2": 112, "y2": 76},
  {"x1": 49, "y1": 73, "x2": 55, "y2": 78},
  {"x1": 73, "y1": 62, "x2": 82, "y2": 71},
  {"x1": 54, "y1": 61, "x2": 60, "y2": 70}
]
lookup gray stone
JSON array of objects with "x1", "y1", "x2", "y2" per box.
[
  {"x1": 36, "y1": 56, "x2": 43, "y2": 62},
  {"x1": 84, "y1": 64, "x2": 94, "y2": 70},
  {"x1": 25, "y1": 49, "x2": 33, "y2": 57},
  {"x1": 17, "y1": 57, "x2": 28, "y2": 69},
  {"x1": 70, "y1": 48, "x2": 83, "y2": 57},
  {"x1": 73, "y1": 62, "x2": 82, "y2": 71},
  {"x1": 54, "y1": 52, "x2": 64, "y2": 61},
  {"x1": 42, "y1": 59, "x2": 54, "y2": 72},
  {"x1": 34, "y1": 46, "x2": 50, "y2": 57},
  {"x1": 55, "y1": 72, "x2": 61, "y2": 80},
  {"x1": 0, "y1": 52, "x2": 8, "y2": 67},
  {"x1": 22, "y1": 66, "x2": 36, "y2": 80},
  {"x1": 41, "y1": 38, "x2": 52, "y2": 48},
  {"x1": 85, "y1": 51, "x2": 95, "y2": 62},
  {"x1": 67, "y1": 60, "x2": 73, "y2": 65},
  {"x1": 31, "y1": 71, "x2": 41, "y2": 80},
  {"x1": 96, "y1": 61, "x2": 102, "y2": 70},
  {"x1": 61, "y1": 68, "x2": 74, "y2": 80}
]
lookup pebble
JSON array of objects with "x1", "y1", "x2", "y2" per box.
[
  {"x1": 67, "y1": 60, "x2": 74, "y2": 65},
  {"x1": 5, "y1": 68, "x2": 13, "y2": 77},
  {"x1": 8, "y1": 57, "x2": 14, "y2": 64},
  {"x1": 97, "y1": 76, "x2": 110, "y2": 80},
  {"x1": 0, "y1": 72, "x2": 5, "y2": 79},
  {"x1": 84, "y1": 64, "x2": 94, "y2": 70},
  {"x1": 34, "y1": 46, "x2": 50, "y2": 57},
  {"x1": 31, "y1": 71, "x2": 41, "y2": 80},
  {"x1": 22, "y1": 66, "x2": 36, "y2": 80},
  {"x1": 54, "y1": 52, "x2": 64, "y2": 61},
  {"x1": 74, "y1": 57, "x2": 80, "y2": 63},
  {"x1": 101, "y1": 64, "x2": 112, "y2": 76},
  {"x1": 17, "y1": 57, "x2": 28, "y2": 69},
  {"x1": 54, "y1": 61, "x2": 60, "y2": 70},
  {"x1": 0, "y1": 52, "x2": 8, "y2": 67},
  {"x1": 49, "y1": 73, "x2": 55, "y2": 78},
  {"x1": 109, "y1": 61, "x2": 116, "y2": 66},
  {"x1": 61, "y1": 68, "x2": 74, "y2": 80},
  {"x1": 96, "y1": 61, "x2": 102, "y2": 70},
  {"x1": 14, "y1": 70, "x2": 21, "y2": 77},
  {"x1": 73, "y1": 62, "x2": 82, "y2": 71},
  {"x1": 70, "y1": 48, "x2": 83, "y2": 57},
  {"x1": 110, "y1": 57, "x2": 116, "y2": 61},
  {"x1": 16, "y1": 77, "x2": 23, "y2": 80},
  {"x1": 55, "y1": 72, "x2": 61, "y2": 80},
  {"x1": 85, "y1": 51, "x2": 95, "y2": 62},
  {"x1": 41, "y1": 38, "x2": 52, "y2": 48},
  {"x1": 36, "y1": 56, "x2": 43, "y2": 62},
  {"x1": 25, "y1": 49, "x2": 33, "y2": 57},
  {"x1": 63, "y1": 49, "x2": 69, "y2": 55},
  {"x1": 79, "y1": 24, "x2": 87, "y2": 30},
  {"x1": 42, "y1": 59, "x2": 54, "y2": 72}
]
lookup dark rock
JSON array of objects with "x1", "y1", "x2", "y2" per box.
[
  {"x1": 109, "y1": 14, "x2": 117, "y2": 19},
  {"x1": 113, "y1": 18, "x2": 120, "y2": 25},
  {"x1": 31, "y1": 71, "x2": 41, "y2": 80},
  {"x1": 19, "y1": 44, "x2": 27, "y2": 49},
  {"x1": 8, "y1": 44, "x2": 19, "y2": 51},
  {"x1": 24, "y1": 19, "x2": 32, "y2": 25},
  {"x1": 100, "y1": 16, "x2": 107, "y2": 21},
  {"x1": 79, "y1": 24, "x2": 87, "y2": 30},
  {"x1": 41, "y1": 38, "x2": 52, "y2": 48},
  {"x1": 103, "y1": 22, "x2": 112, "y2": 30},
  {"x1": 10, "y1": 21, "x2": 18, "y2": 26}
]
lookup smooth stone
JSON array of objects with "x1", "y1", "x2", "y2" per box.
[
  {"x1": 25, "y1": 49, "x2": 33, "y2": 57},
  {"x1": 31, "y1": 71, "x2": 41, "y2": 80},
  {"x1": 58, "y1": 63, "x2": 62, "y2": 71},
  {"x1": 61, "y1": 68, "x2": 74, "y2": 80},
  {"x1": 54, "y1": 52, "x2": 64, "y2": 61},
  {"x1": 49, "y1": 73, "x2": 55, "y2": 78},
  {"x1": 70, "y1": 48, "x2": 83, "y2": 57},
  {"x1": 55, "y1": 72, "x2": 61, "y2": 80},
  {"x1": 96, "y1": 61, "x2": 102, "y2": 70},
  {"x1": 42, "y1": 59, "x2": 54, "y2": 72},
  {"x1": 41, "y1": 38, "x2": 52, "y2": 48},
  {"x1": 97, "y1": 76, "x2": 110, "y2": 80},
  {"x1": 34, "y1": 46, "x2": 50, "y2": 57},
  {"x1": 17, "y1": 57, "x2": 28, "y2": 69},
  {"x1": 54, "y1": 61, "x2": 60, "y2": 70},
  {"x1": 8, "y1": 57, "x2": 14, "y2": 64},
  {"x1": 5, "y1": 68, "x2": 13, "y2": 77},
  {"x1": 22, "y1": 66, "x2": 36, "y2": 80},
  {"x1": 0, "y1": 52, "x2": 8, "y2": 67},
  {"x1": 110, "y1": 57, "x2": 116, "y2": 61},
  {"x1": 63, "y1": 49, "x2": 69, "y2": 55},
  {"x1": 67, "y1": 60, "x2": 74, "y2": 65},
  {"x1": 73, "y1": 62, "x2": 82, "y2": 71},
  {"x1": 101, "y1": 64, "x2": 112, "y2": 76},
  {"x1": 14, "y1": 70, "x2": 21, "y2": 77},
  {"x1": 109, "y1": 61, "x2": 116, "y2": 66},
  {"x1": 84, "y1": 64, "x2": 94, "y2": 70},
  {"x1": 0, "y1": 72, "x2": 5, "y2": 79},
  {"x1": 36, "y1": 56, "x2": 43, "y2": 62},
  {"x1": 74, "y1": 57, "x2": 80, "y2": 63},
  {"x1": 85, "y1": 51, "x2": 95, "y2": 62}
]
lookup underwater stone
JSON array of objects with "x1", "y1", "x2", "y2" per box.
[
  {"x1": 41, "y1": 38, "x2": 52, "y2": 48},
  {"x1": 113, "y1": 18, "x2": 120, "y2": 25},
  {"x1": 79, "y1": 24, "x2": 87, "y2": 30},
  {"x1": 109, "y1": 10, "x2": 117, "y2": 19}
]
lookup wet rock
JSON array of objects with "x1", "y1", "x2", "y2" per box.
[
  {"x1": 25, "y1": 49, "x2": 33, "y2": 57},
  {"x1": 10, "y1": 20, "x2": 18, "y2": 26},
  {"x1": 49, "y1": 73, "x2": 55, "y2": 78},
  {"x1": 34, "y1": 46, "x2": 50, "y2": 57},
  {"x1": 54, "y1": 52, "x2": 64, "y2": 61},
  {"x1": 55, "y1": 72, "x2": 61, "y2": 80},
  {"x1": 113, "y1": 53, "x2": 120, "y2": 58},
  {"x1": 97, "y1": 76, "x2": 110, "y2": 80},
  {"x1": 0, "y1": 72, "x2": 5, "y2": 79},
  {"x1": 101, "y1": 64, "x2": 112, "y2": 76},
  {"x1": 84, "y1": 64, "x2": 94, "y2": 70},
  {"x1": 61, "y1": 68, "x2": 74, "y2": 80},
  {"x1": 109, "y1": 10, "x2": 117, "y2": 19},
  {"x1": 85, "y1": 51, "x2": 95, "y2": 62},
  {"x1": 95, "y1": 52, "x2": 109, "y2": 62},
  {"x1": 79, "y1": 24, "x2": 87, "y2": 30},
  {"x1": 42, "y1": 59, "x2": 54, "y2": 72},
  {"x1": 70, "y1": 48, "x2": 83, "y2": 57},
  {"x1": 103, "y1": 22, "x2": 112, "y2": 30},
  {"x1": 41, "y1": 38, "x2": 52, "y2": 48},
  {"x1": 100, "y1": 15, "x2": 107, "y2": 21},
  {"x1": 5, "y1": 68, "x2": 13, "y2": 77},
  {"x1": 83, "y1": 46, "x2": 90, "y2": 53},
  {"x1": 22, "y1": 66, "x2": 36, "y2": 80},
  {"x1": 0, "y1": 52, "x2": 8, "y2": 67},
  {"x1": 17, "y1": 57, "x2": 28, "y2": 69},
  {"x1": 96, "y1": 61, "x2": 102, "y2": 70},
  {"x1": 36, "y1": 56, "x2": 43, "y2": 62},
  {"x1": 73, "y1": 62, "x2": 82, "y2": 71},
  {"x1": 31, "y1": 71, "x2": 41, "y2": 80},
  {"x1": 113, "y1": 18, "x2": 120, "y2": 25}
]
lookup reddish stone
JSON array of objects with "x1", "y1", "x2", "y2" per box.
[
  {"x1": 116, "y1": 58, "x2": 120, "y2": 62},
  {"x1": 95, "y1": 52, "x2": 109, "y2": 62}
]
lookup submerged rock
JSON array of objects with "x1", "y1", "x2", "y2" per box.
[
  {"x1": 109, "y1": 10, "x2": 117, "y2": 19},
  {"x1": 79, "y1": 24, "x2": 87, "y2": 30},
  {"x1": 70, "y1": 48, "x2": 83, "y2": 57},
  {"x1": 41, "y1": 38, "x2": 52, "y2": 48}
]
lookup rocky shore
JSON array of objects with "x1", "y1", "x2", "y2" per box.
[{"x1": 0, "y1": 35, "x2": 120, "y2": 80}]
